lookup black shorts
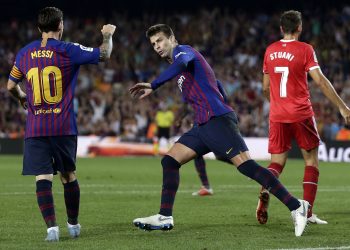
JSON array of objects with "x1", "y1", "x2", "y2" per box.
[
  {"x1": 177, "y1": 112, "x2": 248, "y2": 159},
  {"x1": 157, "y1": 127, "x2": 170, "y2": 139},
  {"x1": 23, "y1": 135, "x2": 77, "y2": 175}
]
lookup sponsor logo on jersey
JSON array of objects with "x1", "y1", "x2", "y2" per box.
[
  {"x1": 177, "y1": 75, "x2": 185, "y2": 92},
  {"x1": 175, "y1": 51, "x2": 186, "y2": 59},
  {"x1": 73, "y1": 43, "x2": 93, "y2": 52}
]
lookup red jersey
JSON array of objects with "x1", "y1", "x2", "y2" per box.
[{"x1": 263, "y1": 39, "x2": 319, "y2": 122}]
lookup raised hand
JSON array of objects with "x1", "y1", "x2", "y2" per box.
[
  {"x1": 20, "y1": 98, "x2": 28, "y2": 110},
  {"x1": 101, "y1": 24, "x2": 117, "y2": 36}
]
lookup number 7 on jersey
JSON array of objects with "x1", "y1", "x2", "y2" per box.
[{"x1": 274, "y1": 66, "x2": 289, "y2": 98}]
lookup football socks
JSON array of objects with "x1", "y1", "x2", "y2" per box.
[
  {"x1": 36, "y1": 180, "x2": 56, "y2": 227},
  {"x1": 267, "y1": 162, "x2": 284, "y2": 178},
  {"x1": 63, "y1": 180, "x2": 80, "y2": 225},
  {"x1": 238, "y1": 160, "x2": 300, "y2": 211},
  {"x1": 159, "y1": 155, "x2": 181, "y2": 216},
  {"x1": 303, "y1": 166, "x2": 319, "y2": 217},
  {"x1": 194, "y1": 156, "x2": 210, "y2": 188}
]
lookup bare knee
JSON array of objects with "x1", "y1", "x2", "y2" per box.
[
  {"x1": 60, "y1": 171, "x2": 76, "y2": 184},
  {"x1": 304, "y1": 160, "x2": 318, "y2": 167},
  {"x1": 36, "y1": 174, "x2": 54, "y2": 182},
  {"x1": 301, "y1": 148, "x2": 319, "y2": 167},
  {"x1": 166, "y1": 143, "x2": 197, "y2": 165}
]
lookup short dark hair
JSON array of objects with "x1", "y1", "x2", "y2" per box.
[
  {"x1": 146, "y1": 24, "x2": 174, "y2": 38},
  {"x1": 280, "y1": 10, "x2": 302, "y2": 34},
  {"x1": 38, "y1": 7, "x2": 63, "y2": 33}
]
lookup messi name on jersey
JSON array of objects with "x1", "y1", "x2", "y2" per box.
[
  {"x1": 31, "y1": 50, "x2": 54, "y2": 59},
  {"x1": 269, "y1": 51, "x2": 295, "y2": 61}
]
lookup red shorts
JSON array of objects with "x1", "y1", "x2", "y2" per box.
[{"x1": 268, "y1": 117, "x2": 321, "y2": 154}]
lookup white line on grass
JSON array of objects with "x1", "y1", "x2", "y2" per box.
[
  {"x1": 272, "y1": 246, "x2": 350, "y2": 250},
  {"x1": 4, "y1": 183, "x2": 350, "y2": 190},
  {"x1": 1, "y1": 186, "x2": 350, "y2": 196}
]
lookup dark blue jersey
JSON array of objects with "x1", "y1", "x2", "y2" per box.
[
  {"x1": 216, "y1": 79, "x2": 228, "y2": 104},
  {"x1": 9, "y1": 38, "x2": 99, "y2": 138},
  {"x1": 151, "y1": 45, "x2": 232, "y2": 125}
]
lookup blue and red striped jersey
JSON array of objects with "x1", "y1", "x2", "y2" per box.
[
  {"x1": 9, "y1": 38, "x2": 99, "y2": 138},
  {"x1": 151, "y1": 45, "x2": 233, "y2": 125}
]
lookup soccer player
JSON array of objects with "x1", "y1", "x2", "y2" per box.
[
  {"x1": 192, "y1": 153, "x2": 232, "y2": 196},
  {"x1": 130, "y1": 24, "x2": 309, "y2": 236},
  {"x1": 191, "y1": 156, "x2": 214, "y2": 196},
  {"x1": 188, "y1": 80, "x2": 231, "y2": 196},
  {"x1": 256, "y1": 10, "x2": 350, "y2": 225},
  {"x1": 175, "y1": 80, "x2": 231, "y2": 196},
  {"x1": 7, "y1": 7, "x2": 116, "y2": 242}
]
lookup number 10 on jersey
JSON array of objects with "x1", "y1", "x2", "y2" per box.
[{"x1": 27, "y1": 66, "x2": 63, "y2": 106}]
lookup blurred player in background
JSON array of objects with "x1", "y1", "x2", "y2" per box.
[
  {"x1": 130, "y1": 24, "x2": 310, "y2": 236},
  {"x1": 257, "y1": 10, "x2": 350, "y2": 225},
  {"x1": 7, "y1": 7, "x2": 116, "y2": 241},
  {"x1": 191, "y1": 156, "x2": 214, "y2": 196}
]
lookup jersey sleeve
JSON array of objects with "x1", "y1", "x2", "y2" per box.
[
  {"x1": 66, "y1": 42, "x2": 100, "y2": 65},
  {"x1": 151, "y1": 46, "x2": 195, "y2": 90},
  {"x1": 8, "y1": 52, "x2": 24, "y2": 84},
  {"x1": 262, "y1": 50, "x2": 269, "y2": 74},
  {"x1": 217, "y1": 79, "x2": 228, "y2": 103},
  {"x1": 305, "y1": 45, "x2": 319, "y2": 72}
]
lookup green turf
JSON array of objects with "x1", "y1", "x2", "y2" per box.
[{"x1": 0, "y1": 156, "x2": 350, "y2": 249}]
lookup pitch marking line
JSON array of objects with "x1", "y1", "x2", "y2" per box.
[{"x1": 272, "y1": 246, "x2": 350, "y2": 250}]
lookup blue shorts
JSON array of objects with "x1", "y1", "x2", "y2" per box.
[
  {"x1": 177, "y1": 112, "x2": 248, "y2": 159},
  {"x1": 23, "y1": 135, "x2": 77, "y2": 176}
]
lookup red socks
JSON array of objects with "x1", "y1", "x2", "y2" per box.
[
  {"x1": 267, "y1": 162, "x2": 284, "y2": 178},
  {"x1": 303, "y1": 166, "x2": 319, "y2": 217}
]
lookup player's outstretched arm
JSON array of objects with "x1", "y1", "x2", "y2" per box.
[
  {"x1": 7, "y1": 79, "x2": 27, "y2": 109},
  {"x1": 99, "y1": 24, "x2": 117, "y2": 61},
  {"x1": 309, "y1": 68, "x2": 350, "y2": 124},
  {"x1": 129, "y1": 83, "x2": 153, "y2": 99}
]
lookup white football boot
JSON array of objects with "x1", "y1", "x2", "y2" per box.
[
  {"x1": 45, "y1": 226, "x2": 59, "y2": 242},
  {"x1": 291, "y1": 199, "x2": 309, "y2": 236},
  {"x1": 133, "y1": 214, "x2": 174, "y2": 231},
  {"x1": 307, "y1": 214, "x2": 328, "y2": 224},
  {"x1": 67, "y1": 222, "x2": 81, "y2": 238}
]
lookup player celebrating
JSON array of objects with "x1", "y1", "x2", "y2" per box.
[
  {"x1": 175, "y1": 80, "x2": 231, "y2": 196},
  {"x1": 256, "y1": 10, "x2": 350, "y2": 225},
  {"x1": 7, "y1": 7, "x2": 116, "y2": 241},
  {"x1": 130, "y1": 24, "x2": 309, "y2": 236}
]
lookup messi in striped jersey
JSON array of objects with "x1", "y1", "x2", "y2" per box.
[
  {"x1": 7, "y1": 7, "x2": 116, "y2": 241},
  {"x1": 130, "y1": 24, "x2": 309, "y2": 236}
]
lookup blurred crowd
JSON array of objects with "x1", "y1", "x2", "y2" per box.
[{"x1": 1, "y1": 6, "x2": 350, "y2": 141}]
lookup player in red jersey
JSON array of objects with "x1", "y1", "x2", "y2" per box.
[
  {"x1": 256, "y1": 10, "x2": 350, "y2": 225},
  {"x1": 7, "y1": 7, "x2": 116, "y2": 241}
]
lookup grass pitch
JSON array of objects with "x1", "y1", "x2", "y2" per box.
[{"x1": 0, "y1": 156, "x2": 350, "y2": 249}]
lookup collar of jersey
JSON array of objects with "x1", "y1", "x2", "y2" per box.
[{"x1": 280, "y1": 39, "x2": 296, "y2": 42}]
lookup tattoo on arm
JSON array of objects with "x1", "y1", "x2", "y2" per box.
[{"x1": 99, "y1": 33, "x2": 113, "y2": 61}]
